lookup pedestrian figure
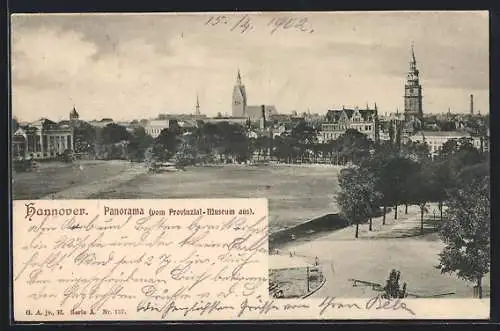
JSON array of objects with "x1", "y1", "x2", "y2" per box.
[
  {"x1": 290, "y1": 251, "x2": 293, "y2": 257},
  {"x1": 315, "y1": 256, "x2": 319, "y2": 266}
]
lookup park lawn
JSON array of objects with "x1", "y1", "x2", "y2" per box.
[
  {"x1": 12, "y1": 160, "x2": 133, "y2": 200},
  {"x1": 91, "y1": 165, "x2": 342, "y2": 232}
]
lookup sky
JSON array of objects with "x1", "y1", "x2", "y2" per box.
[{"x1": 11, "y1": 11, "x2": 489, "y2": 122}]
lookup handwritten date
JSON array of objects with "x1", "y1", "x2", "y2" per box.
[{"x1": 204, "y1": 15, "x2": 315, "y2": 35}]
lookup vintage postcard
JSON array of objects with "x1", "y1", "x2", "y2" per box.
[{"x1": 10, "y1": 11, "x2": 490, "y2": 321}]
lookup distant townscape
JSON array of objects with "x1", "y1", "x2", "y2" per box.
[
  {"x1": 11, "y1": 45, "x2": 489, "y2": 167},
  {"x1": 11, "y1": 41, "x2": 490, "y2": 301}
]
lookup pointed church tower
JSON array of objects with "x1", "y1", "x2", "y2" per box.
[
  {"x1": 232, "y1": 69, "x2": 247, "y2": 117},
  {"x1": 404, "y1": 42, "x2": 423, "y2": 127}
]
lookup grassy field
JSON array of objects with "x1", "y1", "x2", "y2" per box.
[
  {"x1": 12, "y1": 162, "x2": 341, "y2": 232},
  {"x1": 12, "y1": 160, "x2": 134, "y2": 200},
  {"x1": 12, "y1": 161, "x2": 490, "y2": 298},
  {"x1": 91, "y1": 165, "x2": 342, "y2": 233}
]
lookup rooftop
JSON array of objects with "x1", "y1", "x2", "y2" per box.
[{"x1": 412, "y1": 130, "x2": 472, "y2": 137}]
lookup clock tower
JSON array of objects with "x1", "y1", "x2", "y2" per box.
[
  {"x1": 232, "y1": 69, "x2": 247, "y2": 117},
  {"x1": 404, "y1": 43, "x2": 423, "y2": 128}
]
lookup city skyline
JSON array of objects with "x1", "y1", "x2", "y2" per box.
[{"x1": 11, "y1": 11, "x2": 489, "y2": 122}]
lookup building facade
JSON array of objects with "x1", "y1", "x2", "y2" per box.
[
  {"x1": 203, "y1": 117, "x2": 248, "y2": 126},
  {"x1": 144, "y1": 119, "x2": 176, "y2": 138},
  {"x1": 246, "y1": 105, "x2": 278, "y2": 122},
  {"x1": 409, "y1": 130, "x2": 485, "y2": 158},
  {"x1": 404, "y1": 43, "x2": 424, "y2": 128},
  {"x1": 12, "y1": 118, "x2": 74, "y2": 160},
  {"x1": 319, "y1": 105, "x2": 379, "y2": 143}
]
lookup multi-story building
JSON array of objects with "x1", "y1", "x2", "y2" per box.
[
  {"x1": 12, "y1": 117, "x2": 74, "y2": 160},
  {"x1": 409, "y1": 130, "x2": 486, "y2": 158},
  {"x1": 319, "y1": 105, "x2": 379, "y2": 143}
]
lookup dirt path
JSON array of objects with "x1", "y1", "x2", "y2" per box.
[{"x1": 269, "y1": 202, "x2": 489, "y2": 298}]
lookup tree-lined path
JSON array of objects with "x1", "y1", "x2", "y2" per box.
[{"x1": 271, "y1": 203, "x2": 490, "y2": 298}]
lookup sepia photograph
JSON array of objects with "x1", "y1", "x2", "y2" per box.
[{"x1": 10, "y1": 11, "x2": 490, "y2": 311}]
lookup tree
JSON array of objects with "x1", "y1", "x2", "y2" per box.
[
  {"x1": 73, "y1": 122, "x2": 97, "y2": 154},
  {"x1": 437, "y1": 176, "x2": 490, "y2": 298},
  {"x1": 98, "y1": 123, "x2": 131, "y2": 145},
  {"x1": 401, "y1": 140, "x2": 431, "y2": 165},
  {"x1": 144, "y1": 145, "x2": 160, "y2": 172},
  {"x1": 399, "y1": 159, "x2": 423, "y2": 216},
  {"x1": 437, "y1": 137, "x2": 483, "y2": 169},
  {"x1": 458, "y1": 162, "x2": 489, "y2": 185},
  {"x1": 190, "y1": 121, "x2": 250, "y2": 164},
  {"x1": 433, "y1": 138, "x2": 485, "y2": 220},
  {"x1": 127, "y1": 127, "x2": 154, "y2": 162},
  {"x1": 375, "y1": 156, "x2": 418, "y2": 222},
  {"x1": 409, "y1": 164, "x2": 435, "y2": 234},
  {"x1": 367, "y1": 181, "x2": 382, "y2": 232},
  {"x1": 335, "y1": 129, "x2": 373, "y2": 165},
  {"x1": 154, "y1": 128, "x2": 181, "y2": 161},
  {"x1": 273, "y1": 135, "x2": 297, "y2": 163},
  {"x1": 290, "y1": 121, "x2": 317, "y2": 162},
  {"x1": 337, "y1": 167, "x2": 374, "y2": 238},
  {"x1": 173, "y1": 138, "x2": 198, "y2": 167},
  {"x1": 382, "y1": 269, "x2": 408, "y2": 299}
]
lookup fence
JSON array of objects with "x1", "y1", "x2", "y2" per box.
[{"x1": 269, "y1": 266, "x2": 324, "y2": 299}]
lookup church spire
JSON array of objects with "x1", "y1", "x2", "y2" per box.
[
  {"x1": 236, "y1": 68, "x2": 242, "y2": 85},
  {"x1": 409, "y1": 41, "x2": 417, "y2": 72},
  {"x1": 411, "y1": 41, "x2": 416, "y2": 62}
]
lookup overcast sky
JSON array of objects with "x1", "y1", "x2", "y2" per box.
[{"x1": 11, "y1": 11, "x2": 489, "y2": 122}]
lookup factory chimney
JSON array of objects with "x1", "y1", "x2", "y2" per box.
[
  {"x1": 470, "y1": 94, "x2": 474, "y2": 115},
  {"x1": 260, "y1": 105, "x2": 266, "y2": 130}
]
